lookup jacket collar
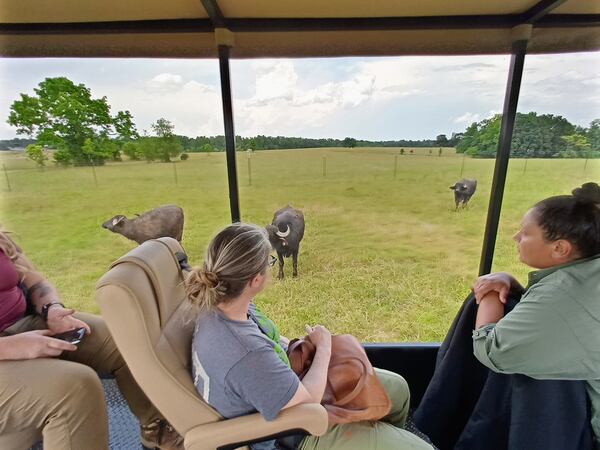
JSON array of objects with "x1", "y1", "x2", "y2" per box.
[{"x1": 528, "y1": 253, "x2": 600, "y2": 287}]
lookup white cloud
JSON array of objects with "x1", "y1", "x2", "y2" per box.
[
  {"x1": 0, "y1": 52, "x2": 598, "y2": 140},
  {"x1": 228, "y1": 54, "x2": 599, "y2": 137},
  {"x1": 144, "y1": 73, "x2": 185, "y2": 94},
  {"x1": 237, "y1": 62, "x2": 380, "y2": 135},
  {"x1": 247, "y1": 61, "x2": 297, "y2": 106},
  {"x1": 336, "y1": 74, "x2": 376, "y2": 107},
  {"x1": 104, "y1": 77, "x2": 222, "y2": 137},
  {"x1": 453, "y1": 112, "x2": 480, "y2": 124},
  {"x1": 235, "y1": 59, "x2": 432, "y2": 136},
  {"x1": 0, "y1": 120, "x2": 15, "y2": 138}
]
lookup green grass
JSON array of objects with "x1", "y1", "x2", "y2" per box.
[{"x1": 1, "y1": 149, "x2": 597, "y2": 342}]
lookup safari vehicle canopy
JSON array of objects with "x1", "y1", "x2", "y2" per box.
[{"x1": 1, "y1": 0, "x2": 599, "y2": 417}]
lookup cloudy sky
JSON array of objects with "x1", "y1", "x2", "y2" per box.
[{"x1": 0, "y1": 52, "x2": 598, "y2": 141}]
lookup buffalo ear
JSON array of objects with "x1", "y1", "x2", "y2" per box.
[
  {"x1": 449, "y1": 186, "x2": 455, "y2": 190},
  {"x1": 112, "y1": 216, "x2": 126, "y2": 227}
]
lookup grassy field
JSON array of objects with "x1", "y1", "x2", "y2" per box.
[{"x1": 1, "y1": 148, "x2": 597, "y2": 342}]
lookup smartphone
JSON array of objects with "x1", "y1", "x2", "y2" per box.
[{"x1": 53, "y1": 327, "x2": 87, "y2": 345}]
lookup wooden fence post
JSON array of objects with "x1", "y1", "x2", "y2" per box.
[
  {"x1": 247, "y1": 155, "x2": 252, "y2": 186},
  {"x1": 91, "y1": 164, "x2": 98, "y2": 188},
  {"x1": 172, "y1": 162, "x2": 179, "y2": 186},
  {"x1": 2, "y1": 164, "x2": 11, "y2": 192}
]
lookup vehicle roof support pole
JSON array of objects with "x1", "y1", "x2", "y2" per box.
[
  {"x1": 216, "y1": 29, "x2": 241, "y2": 223},
  {"x1": 478, "y1": 24, "x2": 531, "y2": 275}
]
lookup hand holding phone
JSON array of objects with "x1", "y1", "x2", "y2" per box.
[{"x1": 52, "y1": 327, "x2": 87, "y2": 345}]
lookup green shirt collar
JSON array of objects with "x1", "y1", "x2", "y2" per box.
[{"x1": 528, "y1": 253, "x2": 600, "y2": 287}]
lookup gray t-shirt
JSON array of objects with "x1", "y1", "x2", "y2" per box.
[{"x1": 191, "y1": 304, "x2": 300, "y2": 449}]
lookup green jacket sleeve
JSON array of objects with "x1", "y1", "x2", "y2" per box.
[{"x1": 473, "y1": 284, "x2": 589, "y2": 379}]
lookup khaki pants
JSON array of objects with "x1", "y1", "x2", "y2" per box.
[
  {"x1": 300, "y1": 369, "x2": 434, "y2": 450},
  {"x1": 0, "y1": 313, "x2": 161, "y2": 450}
]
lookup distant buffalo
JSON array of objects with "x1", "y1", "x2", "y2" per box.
[
  {"x1": 102, "y1": 204, "x2": 184, "y2": 244},
  {"x1": 450, "y1": 179, "x2": 477, "y2": 210},
  {"x1": 266, "y1": 206, "x2": 305, "y2": 279}
]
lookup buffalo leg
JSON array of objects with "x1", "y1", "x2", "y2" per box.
[
  {"x1": 292, "y1": 251, "x2": 299, "y2": 278},
  {"x1": 277, "y1": 252, "x2": 285, "y2": 279}
]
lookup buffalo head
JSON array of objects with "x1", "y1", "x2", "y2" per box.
[
  {"x1": 266, "y1": 224, "x2": 290, "y2": 247},
  {"x1": 102, "y1": 215, "x2": 127, "y2": 231}
]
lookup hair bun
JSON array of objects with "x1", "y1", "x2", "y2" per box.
[
  {"x1": 572, "y1": 182, "x2": 600, "y2": 205},
  {"x1": 199, "y1": 269, "x2": 219, "y2": 289}
]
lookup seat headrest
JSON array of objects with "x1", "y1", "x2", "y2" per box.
[{"x1": 104, "y1": 237, "x2": 188, "y2": 327}]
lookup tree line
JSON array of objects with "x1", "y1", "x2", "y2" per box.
[
  {"x1": 456, "y1": 112, "x2": 599, "y2": 158},
  {"x1": 6, "y1": 77, "x2": 599, "y2": 166},
  {"x1": 177, "y1": 135, "x2": 446, "y2": 153}
]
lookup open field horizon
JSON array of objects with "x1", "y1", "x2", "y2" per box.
[{"x1": 1, "y1": 148, "x2": 598, "y2": 342}]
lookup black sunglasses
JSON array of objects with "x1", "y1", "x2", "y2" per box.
[{"x1": 268, "y1": 255, "x2": 277, "y2": 267}]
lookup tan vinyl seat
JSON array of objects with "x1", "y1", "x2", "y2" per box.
[{"x1": 96, "y1": 237, "x2": 328, "y2": 450}]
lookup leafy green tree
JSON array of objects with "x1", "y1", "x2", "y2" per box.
[
  {"x1": 7, "y1": 77, "x2": 135, "y2": 165},
  {"x1": 246, "y1": 138, "x2": 257, "y2": 151},
  {"x1": 122, "y1": 141, "x2": 143, "y2": 160},
  {"x1": 511, "y1": 113, "x2": 575, "y2": 158},
  {"x1": 343, "y1": 137, "x2": 357, "y2": 148},
  {"x1": 561, "y1": 134, "x2": 591, "y2": 158},
  {"x1": 25, "y1": 144, "x2": 47, "y2": 167},
  {"x1": 151, "y1": 118, "x2": 182, "y2": 162},
  {"x1": 456, "y1": 123, "x2": 479, "y2": 154},
  {"x1": 81, "y1": 138, "x2": 119, "y2": 165},
  {"x1": 475, "y1": 115, "x2": 501, "y2": 157},
  {"x1": 152, "y1": 118, "x2": 174, "y2": 138},
  {"x1": 455, "y1": 115, "x2": 501, "y2": 158},
  {"x1": 113, "y1": 111, "x2": 139, "y2": 143},
  {"x1": 588, "y1": 119, "x2": 600, "y2": 152},
  {"x1": 448, "y1": 132, "x2": 463, "y2": 147},
  {"x1": 138, "y1": 137, "x2": 160, "y2": 162},
  {"x1": 435, "y1": 134, "x2": 449, "y2": 146},
  {"x1": 456, "y1": 112, "x2": 580, "y2": 158}
]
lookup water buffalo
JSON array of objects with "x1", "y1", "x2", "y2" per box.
[
  {"x1": 102, "y1": 204, "x2": 184, "y2": 244},
  {"x1": 266, "y1": 206, "x2": 305, "y2": 279},
  {"x1": 450, "y1": 178, "x2": 477, "y2": 210}
]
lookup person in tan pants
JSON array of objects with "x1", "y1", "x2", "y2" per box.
[{"x1": 0, "y1": 231, "x2": 182, "y2": 450}]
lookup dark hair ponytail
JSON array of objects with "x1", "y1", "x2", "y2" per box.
[
  {"x1": 533, "y1": 182, "x2": 600, "y2": 258},
  {"x1": 572, "y1": 182, "x2": 600, "y2": 206}
]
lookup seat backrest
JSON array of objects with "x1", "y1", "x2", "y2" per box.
[{"x1": 96, "y1": 237, "x2": 222, "y2": 434}]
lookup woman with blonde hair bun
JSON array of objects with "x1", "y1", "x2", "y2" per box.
[{"x1": 189, "y1": 223, "x2": 433, "y2": 450}]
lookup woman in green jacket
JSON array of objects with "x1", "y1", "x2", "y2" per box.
[{"x1": 472, "y1": 182, "x2": 600, "y2": 446}]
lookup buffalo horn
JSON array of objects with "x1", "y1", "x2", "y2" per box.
[{"x1": 276, "y1": 225, "x2": 291, "y2": 238}]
